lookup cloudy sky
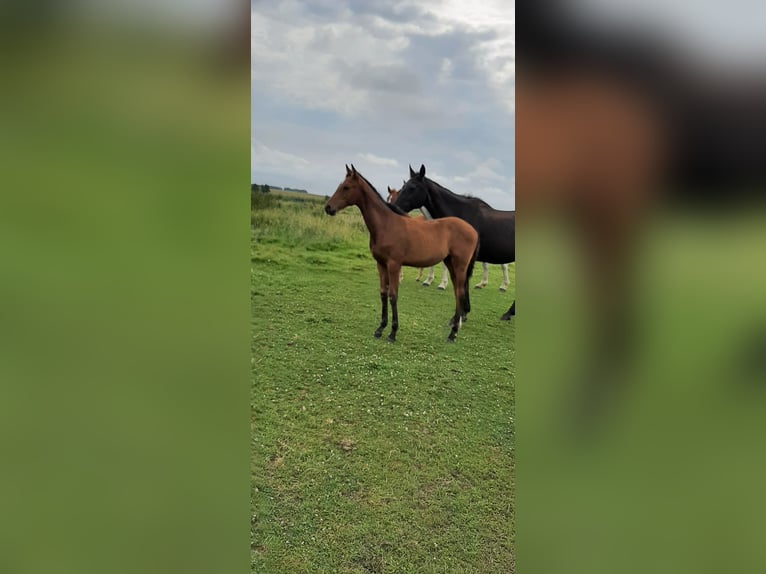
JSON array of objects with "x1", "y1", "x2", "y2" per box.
[{"x1": 251, "y1": 0, "x2": 516, "y2": 210}]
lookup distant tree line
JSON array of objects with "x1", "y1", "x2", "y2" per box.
[
  {"x1": 251, "y1": 183, "x2": 309, "y2": 194},
  {"x1": 251, "y1": 183, "x2": 278, "y2": 193}
]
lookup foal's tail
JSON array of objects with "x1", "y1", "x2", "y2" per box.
[
  {"x1": 463, "y1": 237, "x2": 480, "y2": 315},
  {"x1": 466, "y1": 237, "x2": 479, "y2": 282}
]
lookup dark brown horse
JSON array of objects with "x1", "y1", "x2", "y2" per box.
[
  {"x1": 325, "y1": 165, "x2": 479, "y2": 342},
  {"x1": 395, "y1": 165, "x2": 516, "y2": 320}
]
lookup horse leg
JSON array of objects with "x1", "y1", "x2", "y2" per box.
[
  {"x1": 422, "y1": 266, "x2": 434, "y2": 286},
  {"x1": 415, "y1": 268, "x2": 423, "y2": 281},
  {"x1": 475, "y1": 262, "x2": 489, "y2": 289},
  {"x1": 499, "y1": 264, "x2": 509, "y2": 292},
  {"x1": 462, "y1": 263, "x2": 472, "y2": 322},
  {"x1": 501, "y1": 300, "x2": 515, "y2": 320},
  {"x1": 446, "y1": 262, "x2": 465, "y2": 341},
  {"x1": 386, "y1": 263, "x2": 401, "y2": 342},
  {"x1": 373, "y1": 263, "x2": 388, "y2": 338},
  {"x1": 437, "y1": 262, "x2": 449, "y2": 290}
]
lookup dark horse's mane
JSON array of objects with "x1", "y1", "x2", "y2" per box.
[
  {"x1": 425, "y1": 177, "x2": 502, "y2": 211},
  {"x1": 359, "y1": 172, "x2": 408, "y2": 215}
]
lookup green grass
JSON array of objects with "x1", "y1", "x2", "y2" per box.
[{"x1": 251, "y1": 199, "x2": 515, "y2": 573}]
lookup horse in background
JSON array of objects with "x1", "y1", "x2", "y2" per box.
[
  {"x1": 389, "y1": 185, "x2": 509, "y2": 291},
  {"x1": 395, "y1": 165, "x2": 516, "y2": 320},
  {"x1": 476, "y1": 262, "x2": 510, "y2": 292},
  {"x1": 326, "y1": 165, "x2": 479, "y2": 342}
]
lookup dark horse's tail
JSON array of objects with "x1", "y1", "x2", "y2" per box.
[{"x1": 463, "y1": 238, "x2": 479, "y2": 316}]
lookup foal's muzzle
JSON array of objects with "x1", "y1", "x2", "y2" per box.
[{"x1": 324, "y1": 204, "x2": 336, "y2": 216}]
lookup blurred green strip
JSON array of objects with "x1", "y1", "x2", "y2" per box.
[
  {"x1": 0, "y1": 22, "x2": 248, "y2": 574},
  {"x1": 518, "y1": 212, "x2": 766, "y2": 574}
]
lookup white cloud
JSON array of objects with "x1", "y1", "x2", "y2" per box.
[
  {"x1": 251, "y1": 6, "x2": 410, "y2": 116},
  {"x1": 357, "y1": 153, "x2": 400, "y2": 168},
  {"x1": 428, "y1": 0, "x2": 515, "y2": 112},
  {"x1": 251, "y1": 139, "x2": 311, "y2": 173},
  {"x1": 251, "y1": 0, "x2": 515, "y2": 115},
  {"x1": 468, "y1": 158, "x2": 507, "y2": 183},
  {"x1": 438, "y1": 57, "x2": 454, "y2": 83}
]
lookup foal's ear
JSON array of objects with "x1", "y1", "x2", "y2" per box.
[
  {"x1": 409, "y1": 164, "x2": 416, "y2": 178},
  {"x1": 345, "y1": 164, "x2": 352, "y2": 176},
  {"x1": 418, "y1": 164, "x2": 426, "y2": 178}
]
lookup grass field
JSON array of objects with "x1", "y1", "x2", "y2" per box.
[{"x1": 251, "y1": 194, "x2": 515, "y2": 573}]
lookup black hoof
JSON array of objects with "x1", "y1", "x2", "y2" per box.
[
  {"x1": 447, "y1": 335, "x2": 456, "y2": 343},
  {"x1": 374, "y1": 331, "x2": 383, "y2": 338},
  {"x1": 387, "y1": 335, "x2": 396, "y2": 343},
  {"x1": 500, "y1": 314, "x2": 511, "y2": 321}
]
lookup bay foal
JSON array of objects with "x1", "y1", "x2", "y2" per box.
[
  {"x1": 386, "y1": 185, "x2": 448, "y2": 288},
  {"x1": 325, "y1": 165, "x2": 478, "y2": 342}
]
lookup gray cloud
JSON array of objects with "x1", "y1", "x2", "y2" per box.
[{"x1": 345, "y1": 62, "x2": 421, "y2": 94}]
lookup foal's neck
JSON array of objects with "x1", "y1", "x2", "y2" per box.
[{"x1": 355, "y1": 181, "x2": 394, "y2": 240}]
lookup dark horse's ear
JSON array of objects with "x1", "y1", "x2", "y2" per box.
[
  {"x1": 345, "y1": 164, "x2": 352, "y2": 176},
  {"x1": 418, "y1": 164, "x2": 426, "y2": 178},
  {"x1": 350, "y1": 164, "x2": 358, "y2": 178},
  {"x1": 409, "y1": 164, "x2": 416, "y2": 178}
]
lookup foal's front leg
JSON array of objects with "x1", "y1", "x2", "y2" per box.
[{"x1": 373, "y1": 263, "x2": 388, "y2": 338}]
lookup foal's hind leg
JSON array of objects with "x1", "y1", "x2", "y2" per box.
[
  {"x1": 445, "y1": 261, "x2": 465, "y2": 341},
  {"x1": 386, "y1": 263, "x2": 402, "y2": 342},
  {"x1": 475, "y1": 262, "x2": 489, "y2": 289},
  {"x1": 373, "y1": 263, "x2": 389, "y2": 338}
]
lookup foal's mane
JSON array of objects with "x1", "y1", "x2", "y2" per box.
[{"x1": 358, "y1": 172, "x2": 407, "y2": 216}]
